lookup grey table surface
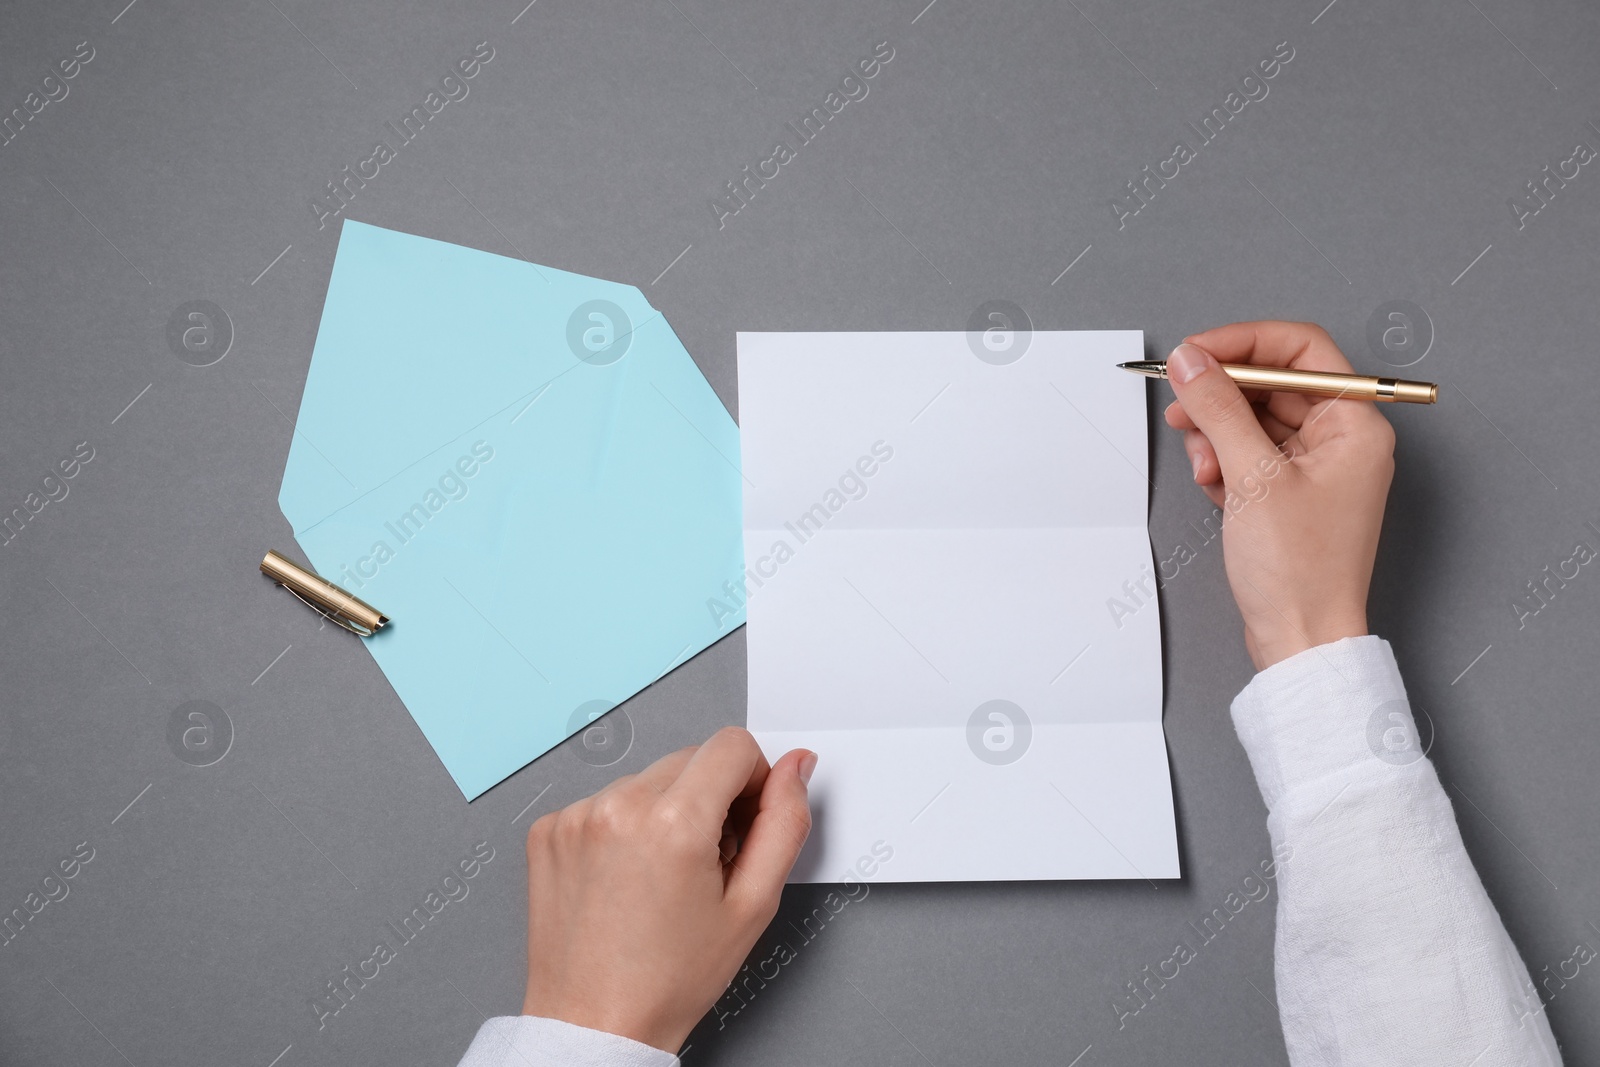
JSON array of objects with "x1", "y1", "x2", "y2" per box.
[{"x1": 3, "y1": 0, "x2": 1598, "y2": 1064}]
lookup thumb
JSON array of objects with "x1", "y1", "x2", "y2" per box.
[
  {"x1": 728, "y1": 749, "x2": 814, "y2": 907},
  {"x1": 1167, "y1": 343, "x2": 1277, "y2": 479}
]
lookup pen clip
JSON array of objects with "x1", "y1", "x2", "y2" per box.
[{"x1": 280, "y1": 582, "x2": 380, "y2": 637}]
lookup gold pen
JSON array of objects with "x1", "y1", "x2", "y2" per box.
[
  {"x1": 1118, "y1": 361, "x2": 1438, "y2": 404},
  {"x1": 261, "y1": 550, "x2": 391, "y2": 636}
]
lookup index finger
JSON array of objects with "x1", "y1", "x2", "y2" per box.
[
  {"x1": 662, "y1": 726, "x2": 771, "y2": 836},
  {"x1": 1183, "y1": 320, "x2": 1355, "y2": 374}
]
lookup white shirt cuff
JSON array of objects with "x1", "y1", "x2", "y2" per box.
[
  {"x1": 456, "y1": 1016, "x2": 679, "y2": 1067},
  {"x1": 1229, "y1": 634, "x2": 1415, "y2": 811}
]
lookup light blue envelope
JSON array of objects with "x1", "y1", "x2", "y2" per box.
[{"x1": 278, "y1": 220, "x2": 744, "y2": 799}]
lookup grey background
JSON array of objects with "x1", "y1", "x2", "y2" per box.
[{"x1": 1, "y1": 0, "x2": 1596, "y2": 1064}]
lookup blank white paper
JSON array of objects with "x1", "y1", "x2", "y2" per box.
[{"x1": 737, "y1": 331, "x2": 1179, "y2": 883}]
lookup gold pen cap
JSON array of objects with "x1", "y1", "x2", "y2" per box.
[{"x1": 261, "y1": 550, "x2": 390, "y2": 636}]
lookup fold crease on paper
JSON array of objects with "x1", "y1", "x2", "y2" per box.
[{"x1": 737, "y1": 331, "x2": 1178, "y2": 882}]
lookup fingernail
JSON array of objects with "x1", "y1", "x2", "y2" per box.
[
  {"x1": 1168, "y1": 343, "x2": 1214, "y2": 385},
  {"x1": 798, "y1": 751, "x2": 818, "y2": 784},
  {"x1": 1190, "y1": 451, "x2": 1203, "y2": 481}
]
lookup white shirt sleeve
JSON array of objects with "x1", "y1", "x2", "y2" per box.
[
  {"x1": 455, "y1": 1016, "x2": 679, "y2": 1067},
  {"x1": 1230, "y1": 635, "x2": 1562, "y2": 1066}
]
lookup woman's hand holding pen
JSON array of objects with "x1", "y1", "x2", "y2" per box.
[{"x1": 1162, "y1": 321, "x2": 1396, "y2": 670}]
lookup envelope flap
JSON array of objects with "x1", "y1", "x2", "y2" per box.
[{"x1": 280, "y1": 220, "x2": 657, "y2": 533}]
